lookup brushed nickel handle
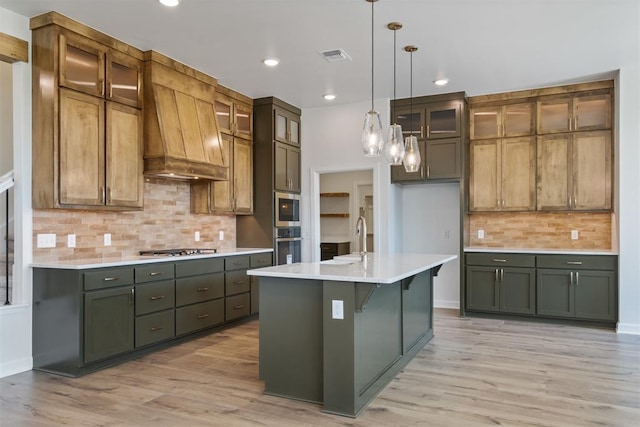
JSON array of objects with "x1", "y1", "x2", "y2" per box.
[
  {"x1": 426, "y1": 166, "x2": 430, "y2": 178},
  {"x1": 492, "y1": 259, "x2": 507, "y2": 263},
  {"x1": 426, "y1": 125, "x2": 430, "y2": 138},
  {"x1": 98, "y1": 79, "x2": 105, "y2": 97},
  {"x1": 234, "y1": 304, "x2": 245, "y2": 310},
  {"x1": 500, "y1": 268, "x2": 504, "y2": 281},
  {"x1": 150, "y1": 295, "x2": 165, "y2": 301},
  {"x1": 129, "y1": 288, "x2": 134, "y2": 304},
  {"x1": 107, "y1": 187, "x2": 112, "y2": 204},
  {"x1": 420, "y1": 166, "x2": 425, "y2": 178},
  {"x1": 149, "y1": 272, "x2": 163, "y2": 276},
  {"x1": 566, "y1": 261, "x2": 583, "y2": 265},
  {"x1": 570, "y1": 271, "x2": 574, "y2": 285},
  {"x1": 574, "y1": 116, "x2": 578, "y2": 130},
  {"x1": 197, "y1": 287, "x2": 209, "y2": 292},
  {"x1": 420, "y1": 126, "x2": 424, "y2": 138},
  {"x1": 150, "y1": 327, "x2": 163, "y2": 332},
  {"x1": 233, "y1": 280, "x2": 244, "y2": 285},
  {"x1": 100, "y1": 186, "x2": 105, "y2": 203},
  {"x1": 568, "y1": 117, "x2": 572, "y2": 131},
  {"x1": 575, "y1": 272, "x2": 579, "y2": 286},
  {"x1": 108, "y1": 81, "x2": 112, "y2": 98},
  {"x1": 495, "y1": 269, "x2": 499, "y2": 282},
  {"x1": 233, "y1": 261, "x2": 243, "y2": 266},
  {"x1": 197, "y1": 314, "x2": 209, "y2": 319},
  {"x1": 103, "y1": 277, "x2": 119, "y2": 281}
]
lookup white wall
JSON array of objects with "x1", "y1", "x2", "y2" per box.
[{"x1": 0, "y1": 6, "x2": 33, "y2": 377}]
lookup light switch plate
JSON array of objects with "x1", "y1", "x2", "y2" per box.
[
  {"x1": 477, "y1": 229, "x2": 485, "y2": 239},
  {"x1": 571, "y1": 230, "x2": 579, "y2": 240},
  {"x1": 332, "y1": 300, "x2": 344, "y2": 320},
  {"x1": 67, "y1": 234, "x2": 76, "y2": 248},
  {"x1": 219, "y1": 231, "x2": 224, "y2": 241},
  {"x1": 36, "y1": 233, "x2": 56, "y2": 248},
  {"x1": 195, "y1": 231, "x2": 200, "y2": 242},
  {"x1": 104, "y1": 233, "x2": 111, "y2": 246}
]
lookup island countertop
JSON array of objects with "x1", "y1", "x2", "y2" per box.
[{"x1": 247, "y1": 253, "x2": 457, "y2": 284}]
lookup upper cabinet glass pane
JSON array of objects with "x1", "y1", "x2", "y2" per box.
[
  {"x1": 289, "y1": 119, "x2": 300, "y2": 145},
  {"x1": 429, "y1": 108, "x2": 457, "y2": 136},
  {"x1": 396, "y1": 111, "x2": 422, "y2": 138},
  {"x1": 504, "y1": 103, "x2": 533, "y2": 136},
  {"x1": 110, "y1": 61, "x2": 138, "y2": 106},
  {"x1": 538, "y1": 101, "x2": 570, "y2": 134},
  {"x1": 575, "y1": 96, "x2": 610, "y2": 130},
  {"x1": 62, "y1": 43, "x2": 102, "y2": 96},
  {"x1": 235, "y1": 104, "x2": 252, "y2": 138},
  {"x1": 215, "y1": 100, "x2": 232, "y2": 134},
  {"x1": 275, "y1": 112, "x2": 287, "y2": 141},
  {"x1": 471, "y1": 109, "x2": 499, "y2": 139}
]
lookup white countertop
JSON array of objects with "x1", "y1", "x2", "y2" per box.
[
  {"x1": 31, "y1": 248, "x2": 273, "y2": 270},
  {"x1": 247, "y1": 253, "x2": 457, "y2": 284},
  {"x1": 464, "y1": 247, "x2": 618, "y2": 255}
]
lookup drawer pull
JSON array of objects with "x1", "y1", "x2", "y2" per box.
[
  {"x1": 233, "y1": 262, "x2": 243, "y2": 266},
  {"x1": 197, "y1": 287, "x2": 209, "y2": 292},
  {"x1": 149, "y1": 272, "x2": 163, "y2": 276},
  {"x1": 233, "y1": 280, "x2": 244, "y2": 285},
  {"x1": 566, "y1": 261, "x2": 583, "y2": 265},
  {"x1": 150, "y1": 295, "x2": 165, "y2": 301},
  {"x1": 150, "y1": 327, "x2": 163, "y2": 332},
  {"x1": 492, "y1": 259, "x2": 507, "y2": 263},
  {"x1": 234, "y1": 304, "x2": 245, "y2": 310},
  {"x1": 103, "y1": 277, "x2": 119, "y2": 281},
  {"x1": 197, "y1": 314, "x2": 209, "y2": 319}
]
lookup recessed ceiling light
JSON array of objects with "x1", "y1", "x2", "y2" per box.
[
  {"x1": 323, "y1": 94, "x2": 336, "y2": 101},
  {"x1": 159, "y1": 0, "x2": 180, "y2": 7},
  {"x1": 434, "y1": 79, "x2": 449, "y2": 86},
  {"x1": 263, "y1": 58, "x2": 279, "y2": 67}
]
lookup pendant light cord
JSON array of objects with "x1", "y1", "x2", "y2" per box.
[
  {"x1": 370, "y1": 0, "x2": 374, "y2": 111},
  {"x1": 392, "y1": 28, "x2": 396, "y2": 123},
  {"x1": 410, "y1": 49, "x2": 413, "y2": 132}
]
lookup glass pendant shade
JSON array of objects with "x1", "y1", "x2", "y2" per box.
[
  {"x1": 361, "y1": 109, "x2": 385, "y2": 157},
  {"x1": 384, "y1": 123, "x2": 405, "y2": 164},
  {"x1": 403, "y1": 135, "x2": 421, "y2": 172}
]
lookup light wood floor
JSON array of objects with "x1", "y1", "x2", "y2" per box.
[{"x1": 2, "y1": 309, "x2": 639, "y2": 426}]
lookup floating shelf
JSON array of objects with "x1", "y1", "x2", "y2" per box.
[
  {"x1": 320, "y1": 192, "x2": 349, "y2": 198},
  {"x1": 320, "y1": 213, "x2": 350, "y2": 218}
]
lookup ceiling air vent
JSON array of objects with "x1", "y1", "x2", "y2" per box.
[{"x1": 319, "y1": 48, "x2": 351, "y2": 63}]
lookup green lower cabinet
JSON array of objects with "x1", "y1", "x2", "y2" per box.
[
  {"x1": 84, "y1": 286, "x2": 135, "y2": 364},
  {"x1": 466, "y1": 266, "x2": 535, "y2": 315},
  {"x1": 537, "y1": 268, "x2": 616, "y2": 321},
  {"x1": 135, "y1": 309, "x2": 175, "y2": 348},
  {"x1": 466, "y1": 266, "x2": 499, "y2": 312}
]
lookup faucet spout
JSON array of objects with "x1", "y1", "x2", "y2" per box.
[{"x1": 355, "y1": 215, "x2": 367, "y2": 262}]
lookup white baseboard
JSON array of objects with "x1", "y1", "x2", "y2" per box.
[
  {"x1": 434, "y1": 300, "x2": 459, "y2": 310},
  {"x1": 0, "y1": 356, "x2": 32, "y2": 379},
  {"x1": 616, "y1": 322, "x2": 640, "y2": 335}
]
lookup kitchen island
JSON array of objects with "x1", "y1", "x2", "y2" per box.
[{"x1": 247, "y1": 253, "x2": 456, "y2": 417}]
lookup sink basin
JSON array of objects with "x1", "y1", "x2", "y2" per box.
[{"x1": 321, "y1": 259, "x2": 355, "y2": 265}]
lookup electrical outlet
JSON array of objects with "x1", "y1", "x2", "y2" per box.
[
  {"x1": 195, "y1": 231, "x2": 200, "y2": 242},
  {"x1": 332, "y1": 300, "x2": 344, "y2": 320},
  {"x1": 36, "y1": 233, "x2": 56, "y2": 248},
  {"x1": 219, "y1": 231, "x2": 224, "y2": 241},
  {"x1": 104, "y1": 233, "x2": 111, "y2": 246},
  {"x1": 67, "y1": 234, "x2": 76, "y2": 248},
  {"x1": 477, "y1": 229, "x2": 485, "y2": 239},
  {"x1": 571, "y1": 230, "x2": 579, "y2": 240}
]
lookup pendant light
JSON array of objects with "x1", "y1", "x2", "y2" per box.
[
  {"x1": 403, "y1": 45, "x2": 421, "y2": 173},
  {"x1": 361, "y1": 0, "x2": 385, "y2": 157},
  {"x1": 384, "y1": 22, "x2": 405, "y2": 165}
]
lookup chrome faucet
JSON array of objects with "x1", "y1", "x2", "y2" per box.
[{"x1": 355, "y1": 215, "x2": 367, "y2": 262}]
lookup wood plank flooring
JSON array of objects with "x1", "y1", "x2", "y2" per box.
[{"x1": 1, "y1": 309, "x2": 639, "y2": 426}]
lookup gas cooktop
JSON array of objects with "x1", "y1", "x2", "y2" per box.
[{"x1": 139, "y1": 248, "x2": 218, "y2": 257}]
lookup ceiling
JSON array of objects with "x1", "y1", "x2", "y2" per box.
[{"x1": 0, "y1": 0, "x2": 638, "y2": 109}]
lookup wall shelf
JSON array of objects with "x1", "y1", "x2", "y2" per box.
[
  {"x1": 320, "y1": 213, "x2": 350, "y2": 218},
  {"x1": 320, "y1": 192, "x2": 350, "y2": 198}
]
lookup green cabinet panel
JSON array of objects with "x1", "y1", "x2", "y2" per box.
[
  {"x1": 466, "y1": 266, "x2": 499, "y2": 312},
  {"x1": 537, "y1": 269, "x2": 573, "y2": 318},
  {"x1": 84, "y1": 286, "x2": 134, "y2": 363},
  {"x1": 537, "y1": 255, "x2": 615, "y2": 270},
  {"x1": 175, "y1": 272, "x2": 224, "y2": 307},
  {"x1": 402, "y1": 271, "x2": 432, "y2": 353},
  {"x1": 84, "y1": 267, "x2": 133, "y2": 290},
  {"x1": 175, "y1": 257, "x2": 224, "y2": 277},
  {"x1": 134, "y1": 263, "x2": 175, "y2": 284},
  {"x1": 225, "y1": 255, "x2": 250, "y2": 270},
  {"x1": 225, "y1": 292, "x2": 250, "y2": 321},
  {"x1": 499, "y1": 268, "x2": 536, "y2": 315},
  {"x1": 225, "y1": 269, "x2": 250, "y2": 296},
  {"x1": 135, "y1": 309, "x2": 175, "y2": 347},
  {"x1": 250, "y1": 277, "x2": 259, "y2": 315},
  {"x1": 135, "y1": 279, "x2": 175, "y2": 315},
  {"x1": 250, "y1": 253, "x2": 272, "y2": 268},
  {"x1": 175, "y1": 299, "x2": 224, "y2": 336},
  {"x1": 466, "y1": 253, "x2": 536, "y2": 268}
]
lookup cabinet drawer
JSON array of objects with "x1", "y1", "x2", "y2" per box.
[
  {"x1": 537, "y1": 255, "x2": 615, "y2": 270},
  {"x1": 466, "y1": 253, "x2": 535, "y2": 268},
  {"x1": 225, "y1": 255, "x2": 250, "y2": 271},
  {"x1": 135, "y1": 310, "x2": 175, "y2": 348},
  {"x1": 175, "y1": 258, "x2": 224, "y2": 278},
  {"x1": 176, "y1": 273, "x2": 224, "y2": 307},
  {"x1": 84, "y1": 267, "x2": 134, "y2": 290},
  {"x1": 176, "y1": 299, "x2": 224, "y2": 336},
  {"x1": 250, "y1": 253, "x2": 272, "y2": 268},
  {"x1": 226, "y1": 293, "x2": 250, "y2": 321},
  {"x1": 135, "y1": 263, "x2": 175, "y2": 284},
  {"x1": 225, "y1": 270, "x2": 250, "y2": 296},
  {"x1": 135, "y1": 280, "x2": 175, "y2": 315}
]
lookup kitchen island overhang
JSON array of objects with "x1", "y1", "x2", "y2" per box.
[{"x1": 248, "y1": 253, "x2": 457, "y2": 417}]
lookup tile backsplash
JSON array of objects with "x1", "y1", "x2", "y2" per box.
[
  {"x1": 33, "y1": 178, "x2": 236, "y2": 262},
  {"x1": 467, "y1": 212, "x2": 613, "y2": 250}
]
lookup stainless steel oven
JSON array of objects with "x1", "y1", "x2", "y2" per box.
[
  {"x1": 275, "y1": 192, "x2": 300, "y2": 227},
  {"x1": 275, "y1": 227, "x2": 301, "y2": 265}
]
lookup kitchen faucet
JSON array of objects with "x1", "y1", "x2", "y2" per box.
[{"x1": 355, "y1": 215, "x2": 367, "y2": 262}]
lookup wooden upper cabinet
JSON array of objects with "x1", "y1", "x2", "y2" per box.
[
  {"x1": 107, "y1": 50, "x2": 142, "y2": 108},
  {"x1": 537, "y1": 92, "x2": 610, "y2": 134},
  {"x1": 274, "y1": 107, "x2": 300, "y2": 147},
  {"x1": 536, "y1": 130, "x2": 611, "y2": 211},
  {"x1": 214, "y1": 94, "x2": 253, "y2": 140},
  {"x1": 470, "y1": 103, "x2": 534, "y2": 139}
]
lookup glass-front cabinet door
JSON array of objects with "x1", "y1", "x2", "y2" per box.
[
  {"x1": 574, "y1": 94, "x2": 611, "y2": 131},
  {"x1": 537, "y1": 98, "x2": 571, "y2": 134},
  {"x1": 234, "y1": 103, "x2": 253, "y2": 140},
  {"x1": 106, "y1": 51, "x2": 141, "y2": 108},
  {"x1": 215, "y1": 98, "x2": 233, "y2": 135},
  {"x1": 470, "y1": 107, "x2": 500, "y2": 139},
  {"x1": 59, "y1": 33, "x2": 105, "y2": 98},
  {"x1": 425, "y1": 101, "x2": 461, "y2": 139},
  {"x1": 274, "y1": 107, "x2": 300, "y2": 147},
  {"x1": 503, "y1": 103, "x2": 534, "y2": 136},
  {"x1": 394, "y1": 106, "x2": 424, "y2": 140}
]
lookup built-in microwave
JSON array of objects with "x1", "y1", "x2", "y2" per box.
[{"x1": 275, "y1": 192, "x2": 300, "y2": 227}]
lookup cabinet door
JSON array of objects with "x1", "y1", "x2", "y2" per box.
[
  {"x1": 233, "y1": 138, "x2": 253, "y2": 213},
  {"x1": 59, "y1": 89, "x2": 105, "y2": 206},
  {"x1": 537, "y1": 98, "x2": 571, "y2": 134},
  {"x1": 469, "y1": 140, "x2": 500, "y2": 211},
  {"x1": 574, "y1": 94, "x2": 611, "y2": 131},
  {"x1": 59, "y1": 33, "x2": 105, "y2": 98},
  {"x1": 466, "y1": 266, "x2": 499, "y2": 312},
  {"x1": 288, "y1": 113, "x2": 301, "y2": 147},
  {"x1": 426, "y1": 101, "x2": 461, "y2": 139},
  {"x1": 391, "y1": 140, "x2": 426, "y2": 183},
  {"x1": 536, "y1": 269, "x2": 574, "y2": 318},
  {"x1": 274, "y1": 142, "x2": 289, "y2": 191},
  {"x1": 395, "y1": 106, "x2": 424, "y2": 141},
  {"x1": 572, "y1": 131, "x2": 612, "y2": 210},
  {"x1": 504, "y1": 103, "x2": 534, "y2": 137},
  {"x1": 208, "y1": 133, "x2": 234, "y2": 213},
  {"x1": 84, "y1": 286, "x2": 134, "y2": 363},
  {"x1": 214, "y1": 97, "x2": 233, "y2": 135},
  {"x1": 287, "y1": 145, "x2": 301, "y2": 192},
  {"x1": 470, "y1": 106, "x2": 501, "y2": 140},
  {"x1": 106, "y1": 51, "x2": 142, "y2": 108},
  {"x1": 274, "y1": 107, "x2": 299, "y2": 146},
  {"x1": 425, "y1": 138, "x2": 461, "y2": 180},
  {"x1": 106, "y1": 102, "x2": 143, "y2": 208},
  {"x1": 499, "y1": 267, "x2": 535, "y2": 315},
  {"x1": 536, "y1": 134, "x2": 571, "y2": 210},
  {"x1": 574, "y1": 270, "x2": 616, "y2": 321},
  {"x1": 501, "y1": 137, "x2": 535, "y2": 211},
  {"x1": 234, "y1": 102, "x2": 253, "y2": 140}
]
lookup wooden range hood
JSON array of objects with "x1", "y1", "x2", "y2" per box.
[{"x1": 143, "y1": 51, "x2": 228, "y2": 181}]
